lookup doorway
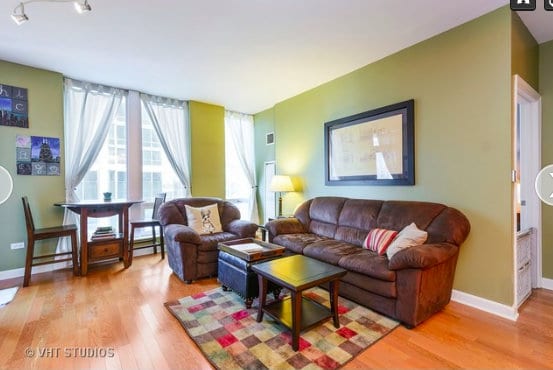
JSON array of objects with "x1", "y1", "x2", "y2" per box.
[
  {"x1": 513, "y1": 74, "x2": 542, "y2": 308},
  {"x1": 264, "y1": 161, "x2": 276, "y2": 222}
]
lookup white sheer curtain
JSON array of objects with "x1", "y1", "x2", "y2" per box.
[
  {"x1": 57, "y1": 78, "x2": 126, "y2": 253},
  {"x1": 140, "y1": 94, "x2": 191, "y2": 196},
  {"x1": 225, "y1": 111, "x2": 259, "y2": 223}
]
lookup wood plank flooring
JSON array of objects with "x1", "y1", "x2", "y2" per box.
[{"x1": 1, "y1": 254, "x2": 552, "y2": 369}]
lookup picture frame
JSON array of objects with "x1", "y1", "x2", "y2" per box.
[{"x1": 324, "y1": 99, "x2": 414, "y2": 186}]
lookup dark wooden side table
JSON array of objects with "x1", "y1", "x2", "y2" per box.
[
  {"x1": 55, "y1": 200, "x2": 141, "y2": 275},
  {"x1": 252, "y1": 254, "x2": 347, "y2": 351}
]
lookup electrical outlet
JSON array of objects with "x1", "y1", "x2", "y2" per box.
[{"x1": 10, "y1": 242, "x2": 24, "y2": 250}]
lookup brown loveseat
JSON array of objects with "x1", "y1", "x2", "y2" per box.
[
  {"x1": 158, "y1": 197, "x2": 258, "y2": 283},
  {"x1": 265, "y1": 196, "x2": 470, "y2": 327}
]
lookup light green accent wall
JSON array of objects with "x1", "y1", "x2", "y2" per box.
[
  {"x1": 511, "y1": 12, "x2": 539, "y2": 90},
  {"x1": 189, "y1": 101, "x2": 225, "y2": 198},
  {"x1": 540, "y1": 40, "x2": 553, "y2": 279},
  {"x1": 255, "y1": 7, "x2": 515, "y2": 304},
  {"x1": 254, "y1": 109, "x2": 276, "y2": 223},
  {"x1": 0, "y1": 60, "x2": 65, "y2": 271}
]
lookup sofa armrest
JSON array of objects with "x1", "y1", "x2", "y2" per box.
[
  {"x1": 164, "y1": 224, "x2": 202, "y2": 245},
  {"x1": 265, "y1": 218, "x2": 307, "y2": 238},
  {"x1": 388, "y1": 242, "x2": 458, "y2": 270},
  {"x1": 226, "y1": 219, "x2": 258, "y2": 238}
]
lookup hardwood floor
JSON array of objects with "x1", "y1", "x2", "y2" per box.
[{"x1": 1, "y1": 254, "x2": 552, "y2": 369}]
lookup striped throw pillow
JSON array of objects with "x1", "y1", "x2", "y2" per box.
[{"x1": 363, "y1": 228, "x2": 398, "y2": 255}]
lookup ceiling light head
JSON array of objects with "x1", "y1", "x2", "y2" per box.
[
  {"x1": 11, "y1": 3, "x2": 28, "y2": 25},
  {"x1": 74, "y1": 0, "x2": 91, "y2": 14}
]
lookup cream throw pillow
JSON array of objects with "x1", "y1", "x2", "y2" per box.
[
  {"x1": 185, "y1": 204, "x2": 223, "y2": 235},
  {"x1": 386, "y1": 222, "x2": 428, "y2": 259}
]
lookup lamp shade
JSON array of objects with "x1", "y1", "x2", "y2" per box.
[{"x1": 270, "y1": 175, "x2": 294, "y2": 192}]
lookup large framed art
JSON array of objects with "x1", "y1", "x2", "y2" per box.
[{"x1": 324, "y1": 99, "x2": 414, "y2": 186}]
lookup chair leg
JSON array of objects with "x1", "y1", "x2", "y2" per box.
[
  {"x1": 152, "y1": 226, "x2": 157, "y2": 254},
  {"x1": 160, "y1": 225, "x2": 165, "y2": 259},
  {"x1": 70, "y1": 232, "x2": 79, "y2": 276},
  {"x1": 23, "y1": 239, "x2": 34, "y2": 287},
  {"x1": 129, "y1": 225, "x2": 135, "y2": 265}
]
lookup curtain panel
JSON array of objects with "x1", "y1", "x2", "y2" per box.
[
  {"x1": 57, "y1": 78, "x2": 126, "y2": 254},
  {"x1": 225, "y1": 110, "x2": 259, "y2": 223},
  {"x1": 140, "y1": 94, "x2": 191, "y2": 197}
]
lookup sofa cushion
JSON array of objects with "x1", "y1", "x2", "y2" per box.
[
  {"x1": 386, "y1": 222, "x2": 428, "y2": 259},
  {"x1": 197, "y1": 232, "x2": 241, "y2": 252},
  {"x1": 273, "y1": 233, "x2": 329, "y2": 254},
  {"x1": 338, "y1": 249, "x2": 396, "y2": 282},
  {"x1": 342, "y1": 270, "x2": 397, "y2": 298},
  {"x1": 303, "y1": 240, "x2": 363, "y2": 265},
  {"x1": 364, "y1": 228, "x2": 398, "y2": 255},
  {"x1": 308, "y1": 197, "x2": 347, "y2": 238},
  {"x1": 335, "y1": 199, "x2": 383, "y2": 246},
  {"x1": 185, "y1": 204, "x2": 223, "y2": 234},
  {"x1": 376, "y1": 201, "x2": 446, "y2": 232}
]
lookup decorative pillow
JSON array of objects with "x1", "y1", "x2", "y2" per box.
[
  {"x1": 386, "y1": 222, "x2": 428, "y2": 259},
  {"x1": 185, "y1": 204, "x2": 223, "y2": 235},
  {"x1": 363, "y1": 228, "x2": 398, "y2": 255}
]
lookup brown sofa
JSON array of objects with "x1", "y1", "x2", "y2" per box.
[
  {"x1": 265, "y1": 196, "x2": 470, "y2": 327},
  {"x1": 158, "y1": 197, "x2": 258, "y2": 283}
]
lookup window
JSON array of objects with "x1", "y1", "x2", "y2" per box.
[
  {"x1": 225, "y1": 111, "x2": 257, "y2": 222},
  {"x1": 71, "y1": 88, "x2": 189, "y2": 235}
]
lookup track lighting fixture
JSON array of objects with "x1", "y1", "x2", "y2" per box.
[
  {"x1": 11, "y1": 3, "x2": 28, "y2": 25},
  {"x1": 11, "y1": 0, "x2": 92, "y2": 25},
  {"x1": 74, "y1": 0, "x2": 91, "y2": 14}
]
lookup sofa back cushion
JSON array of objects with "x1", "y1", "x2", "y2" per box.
[
  {"x1": 158, "y1": 197, "x2": 241, "y2": 230},
  {"x1": 294, "y1": 197, "x2": 470, "y2": 248},
  {"x1": 307, "y1": 197, "x2": 347, "y2": 238},
  {"x1": 335, "y1": 199, "x2": 383, "y2": 246}
]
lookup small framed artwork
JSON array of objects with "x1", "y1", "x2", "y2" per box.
[
  {"x1": 0, "y1": 84, "x2": 29, "y2": 128},
  {"x1": 16, "y1": 134, "x2": 60, "y2": 176},
  {"x1": 266, "y1": 132, "x2": 274, "y2": 145},
  {"x1": 324, "y1": 99, "x2": 414, "y2": 186}
]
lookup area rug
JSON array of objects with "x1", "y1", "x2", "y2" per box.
[{"x1": 165, "y1": 287, "x2": 398, "y2": 369}]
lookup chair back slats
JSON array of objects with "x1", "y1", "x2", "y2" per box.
[
  {"x1": 152, "y1": 193, "x2": 167, "y2": 220},
  {"x1": 22, "y1": 196, "x2": 35, "y2": 234},
  {"x1": 21, "y1": 195, "x2": 79, "y2": 286}
]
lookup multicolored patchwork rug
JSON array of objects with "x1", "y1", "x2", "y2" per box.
[{"x1": 165, "y1": 287, "x2": 398, "y2": 369}]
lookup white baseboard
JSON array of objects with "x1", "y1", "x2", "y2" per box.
[
  {"x1": 0, "y1": 261, "x2": 71, "y2": 281},
  {"x1": 0, "y1": 247, "x2": 157, "y2": 282},
  {"x1": 451, "y1": 289, "x2": 519, "y2": 321},
  {"x1": 542, "y1": 277, "x2": 553, "y2": 290}
]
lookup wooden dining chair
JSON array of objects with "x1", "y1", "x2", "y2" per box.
[
  {"x1": 129, "y1": 193, "x2": 166, "y2": 264},
  {"x1": 22, "y1": 196, "x2": 79, "y2": 287}
]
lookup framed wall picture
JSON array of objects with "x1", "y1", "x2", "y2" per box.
[{"x1": 324, "y1": 99, "x2": 414, "y2": 186}]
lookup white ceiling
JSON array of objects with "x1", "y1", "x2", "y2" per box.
[{"x1": 0, "y1": 0, "x2": 550, "y2": 114}]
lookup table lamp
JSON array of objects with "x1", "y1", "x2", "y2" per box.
[{"x1": 270, "y1": 175, "x2": 294, "y2": 217}]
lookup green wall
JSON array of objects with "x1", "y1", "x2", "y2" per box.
[
  {"x1": 540, "y1": 40, "x2": 553, "y2": 279},
  {"x1": 255, "y1": 7, "x2": 517, "y2": 304},
  {"x1": 0, "y1": 60, "x2": 65, "y2": 271},
  {"x1": 189, "y1": 101, "x2": 225, "y2": 198},
  {"x1": 511, "y1": 13, "x2": 539, "y2": 90}
]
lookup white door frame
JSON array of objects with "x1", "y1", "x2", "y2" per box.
[
  {"x1": 513, "y1": 74, "x2": 542, "y2": 307},
  {"x1": 264, "y1": 161, "x2": 276, "y2": 222}
]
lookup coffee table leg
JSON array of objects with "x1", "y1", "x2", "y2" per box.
[
  {"x1": 291, "y1": 291, "x2": 301, "y2": 351},
  {"x1": 256, "y1": 275, "x2": 267, "y2": 322},
  {"x1": 330, "y1": 280, "x2": 340, "y2": 328}
]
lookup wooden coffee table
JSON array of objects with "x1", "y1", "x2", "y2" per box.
[{"x1": 252, "y1": 254, "x2": 347, "y2": 351}]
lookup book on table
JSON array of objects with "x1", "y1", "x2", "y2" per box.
[{"x1": 91, "y1": 226, "x2": 117, "y2": 240}]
